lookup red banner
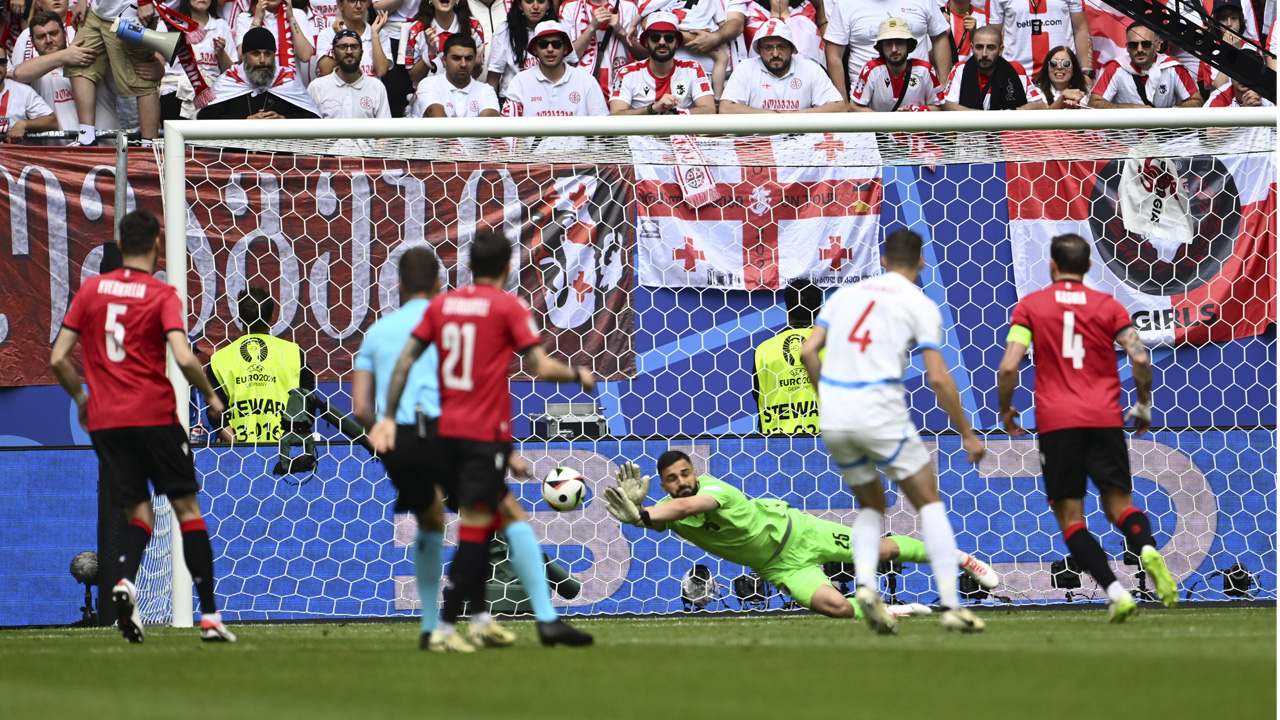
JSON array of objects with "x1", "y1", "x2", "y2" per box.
[{"x1": 0, "y1": 146, "x2": 635, "y2": 386}]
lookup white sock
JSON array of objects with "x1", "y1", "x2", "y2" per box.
[
  {"x1": 852, "y1": 507, "x2": 883, "y2": 589},
  {"x1": 1106, "y1": 582, "x2": 1128, "y2": 603},
  {"x1": 470, "y1": 611, "x2": 492, "y2": 628},
  {"x1": 201, "y1": 611, "x2": 220, "y2": 624},
  {"x1": 1141, "y1": 545, "x2": 1156, "y2": 556},
  {"x1": 436, "y1": 621, "x2": 456, "y2": 636},
  {"x1": 920, "y1": 501, "x2": 960, "y2": 610},
  {"x1": 77, "y1": 124, "x2": 95, "y2": 145}
]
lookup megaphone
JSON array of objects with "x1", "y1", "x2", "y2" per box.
[{"x1": 111, "y1": 16, "x2": 184, "y2": 64}]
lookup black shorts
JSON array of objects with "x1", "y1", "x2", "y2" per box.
[
  {"x1": 437, "y1": 437, "x2": 511, "y2": 513},
  {"x1": 1038, "y1": 427, "x2": 1132, "y2": 504},
  {"x1": 380, "y1": 419, "x2": 443, "y2": 514},
  {"x1": 89, "y1": 424, "x2": 200, "y2": 507}
]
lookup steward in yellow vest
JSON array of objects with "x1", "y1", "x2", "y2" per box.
[
  {"x1": 206, "y1": 288, "x2": 313, "y2": 442},
  {"x1": 753, "y1": 280, "x2": 824, "y2": 434}
]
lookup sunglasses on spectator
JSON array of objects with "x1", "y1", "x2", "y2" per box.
[
  {"x1": 535, "y1": 38, "x2": 564, "y2": 49},
  {"x1": 1127, "y1": 40, "x2": 1154, "y2": 49},
  {"x1": 1048, "y1": 58, "x2": 1072, "y2": 68},
  {"x1": 649, "y1": 33, "x2": 678, "y2": 44},
  {"x1": 335, "y1": 43, "x2": 362, "y2": 51},
  {"x1": 0, "y1": 57, "x2": 7, "y2": 64}
]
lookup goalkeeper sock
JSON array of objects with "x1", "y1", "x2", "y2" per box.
[
  {"x1": 920, "y1": 502, "x2": 960, "y2": 610},
  {"x1": 504, "y1": 521, "x2": 559, "y2": 623},
  {"x1": 414, "y1": 529, "x2": 443, "y2": 634},
  {"x1": 851, "y1": 507, "x2": 883, "y2": 589},
  {"x1": 180, "y1": 518, "x2": 218, "y2": 614},
  {"x1": 1115, "y1": 507, "x2": 1157, "y2": 555},
  {"x1": 120, "y1": 519, "x2": 151, "y2": 584},
  {"x1": 1063, "y1": 522, "x2": 1118, "y2": 589},
  {"x1": 888, "y1": 536, "x2": 928, "y2": 564},
  {"x1": 441, "y1": 529, "x2": 488, "y2": 624}
]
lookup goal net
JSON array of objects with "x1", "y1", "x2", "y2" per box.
[{"x1": 144, "y1": 109, "x2": 1276, "y2": 625}]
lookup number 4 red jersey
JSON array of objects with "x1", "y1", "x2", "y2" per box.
[
  {"x1": 1009, "y1": 280, "x2": 1133, "y2": 433},
  {"x1": 60, "y1": 267, "x2": 186, "y2": 431},
  {"x1": 411, "y1": 284, "x2": 542, "y2": 442}
]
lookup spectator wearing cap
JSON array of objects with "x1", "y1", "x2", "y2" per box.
[
  {"x1": 823, "y1": 0, "x2": 951, "y2": 104},
  {"x1": 720, "y1": 18, "x2": 844, "y2": 113},
  {"x1": 631, "y1": 0, "x2": 746, "y2": 98},
  {"x1": 849, "y1": 17, "x2": 943, "y2": 112},
  {"x1": 1204, "y1": 50, "x2": 1273, "y2": 107},
  {"x1": 942, "y1": 24, "x2": 1046, "y2": 110},
  {"x1": 741, "y1": 0, "x2": 825, "y2": 69},
  {"x1": 1087, "y1": 23, "x2": 1200, "y2": 109},
  {"x1": 308, "y1": 27, "x2": 391, "y2": 116},
  {"x1": 410, "y1": 32, "x2": 499, "y2": 116},
  {"x1": 0, "y1": 50, "x2": 58, "y2": 143},
  {"x1": 10, "y1": 9, "x2": 120, "y2": 142},
  {"x1": 500, "y1": 20, "x2": 606, "y2": 116},
  {"x1": 315, "y1": 0, "x2": 390, "y2": 78},
  {"x1": 609, "y1": 11, "x2": 714, "y2": 115},
  {"x1": 66, "y1": 0, "x2": 165, "y2": 145},
  {"x1": 488, "y1": 0, "x2": 577, "y2": 99},
  {"x1": 199, "y1": 26, "x2": 321, "y2": 117}
]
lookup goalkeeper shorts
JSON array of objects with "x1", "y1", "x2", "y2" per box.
[
  {"x1": 821, "y1": 425, "x2": 931, "y2": 486},
  {"x1": 758, "y1": 513, "x2": 855, "y2": 609}
]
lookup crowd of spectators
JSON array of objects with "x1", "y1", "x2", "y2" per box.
[{"x1": 0, "y1": 0, "x2": 1272, "y2": 137}]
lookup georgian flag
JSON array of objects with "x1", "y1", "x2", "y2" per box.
[{"x1": 1008, "y1": 151, "x2": 1276, "y2": 346}]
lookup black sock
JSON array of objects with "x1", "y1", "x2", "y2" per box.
[
  {"x1": 1116, "y1": 507, "x2": 1156, "y2": 556},
  {"x1": 181, "y1": 521, "x2": 218, "y2": 615},
  {"x1": 120, "y1": 520, "x2": 151, "y2": 584},
  {"x1": 1064, "y1": 523, "x2": 1117, "y2": 589},
  {"x1": 442, "y1": 537, "x2": 488, "y2": 624}
]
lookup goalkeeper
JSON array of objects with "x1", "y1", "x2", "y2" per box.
[{"x1": 604, "y1": 450, "x2": 998, "y2": 618}]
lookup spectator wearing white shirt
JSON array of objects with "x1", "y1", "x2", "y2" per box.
[
  {"x1": 66, "y1": 0, "x2": 164, "y2": 144},
  {"x1": 1088, "y1": 23, "x2": 1200, "y2": 109},
  {"x1": 308, "y1": 27, "x2": 392, "y2": 115},
  {"x1": 823, "y1": 0, "x2": 951, "y2": 103},
  {"x1": 849, "y1": 18, "x2": 943, "y2": 112},
  {"x1": 633, "y1": 0, "x2": 746, "y2": 98},
  {"x1": 610, "y1": 11, "x2": 714, "y2": 114},
  {"x1": 316, "y1": 0, "x2": 391, "y2": 77},
  {"x1": 468, "y1": 0, "x2": 508, "y2": 68},
  {"x1": 742, "y1": 0, "x2": 825, "y2": 68},
  {"x1": 942, "y1": 24, "x2": 1046, "y2": 110},
  {"x1": 235, "y1": 0, "x2": 317, "y2": 64},
  {"x1": 487, "y1": 0, "x2": 563, "y2": 97},
  {"x1": 9, "y1": 0, "x2": 72, "y2": 69},
  {"x1": 562, "y1": 0, "x2": 642, "y2": 97},
  {"x1": 940, "y1": 0, "x2": 987, "y2": 62},
  {"x1": 405, "y1": 0, "x2": 486, "y2": 85},
  {"x1": 986, "y1": 0, "x2": 1091, "y2": 80},
  {"x1": 720, "y1": 19, "x2": 843, "y2": 113},
  {"x1": 0, "y1": 55, "x2": 58, "y2": 143},
  {"x1": 159, "y1": 0, "x2": 236, "y2": 119},
  {"x1": 500, "y1": 20, "x2": 607, "y2": 116},
  {"x1": 411, "y1": 32, "x2": 499, "y2": 115},
  {"x1": 10, "y1": 10, "x2": 119, "y2": 141}
]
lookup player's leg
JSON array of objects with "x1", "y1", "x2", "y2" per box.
[
  {"x1": 499, "y1": 493, "x2": 593, "y2": 647},
  {"x1": 383, "y1": 424, "x2": 448, "y2": 647},
  {"x1": 823, "y1": 430, "x2": 897, "y2": 634},
  {"x1": 881, "y1": 536, "x2": 1000, "y2": 590},
  {"x1": 412, "y1": 488, "x2": 446, "y2": 646},
  {"x1": 92, "y1": 427, "x2": 153, "y2": 643},
  {"x1": 167, "y1": 493, "x2": 235, "y2": 641}
]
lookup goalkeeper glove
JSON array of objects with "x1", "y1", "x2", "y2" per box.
[
  {"x1": 614, "y1": 461, "x2": 651, "y2": 506},
  {"x1": 604, "y1": 487, "x2": 642, "y2": 526},
  {"x1": 1125, "y1": 401, "x2": 1152, "y2": 425}
]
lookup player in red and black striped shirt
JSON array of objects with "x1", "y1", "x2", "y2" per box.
[
  {"x1": 996, "y1": 233, "x2": 1177, "y2": 622},
  {"x1": 49, "y1": 209, "x2": 235, "y2": 644}
]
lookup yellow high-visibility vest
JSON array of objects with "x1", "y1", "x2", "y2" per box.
[
  {"x1": 753, "y1": 328, "x2": 820, "y2": 435},
  {"x1": 210, "y1": 334, "x2": 303, "y2": 442}
]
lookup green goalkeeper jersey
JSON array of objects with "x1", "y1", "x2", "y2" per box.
[{"x1": 657, "y1": 476, "x2": 793, "y2": 569}]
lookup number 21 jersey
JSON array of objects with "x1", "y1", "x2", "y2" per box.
[
  {"x1": 411, "y1": 283, "x2": 542, "y2": 442},
  {"x1": 1009, "y1": 280, "x2": 1132, "y2": 433}
]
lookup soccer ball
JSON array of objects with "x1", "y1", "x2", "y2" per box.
[{"x1": 542, "y1": 467, "x2": 587, "y2": 512}]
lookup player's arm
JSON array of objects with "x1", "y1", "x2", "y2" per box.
[
  {"x1": 799, "y1": 324, "x2": 826, "y2": 387},
  {"x1": 204, "y1": 365, "x2": 234, "y2": 441},
  {"x1": 49, "y1": 327, "x2": 88, "y2": 430},
  {"x1": 605, "y1": 490, "x2": 719, "y2": 531},
  {"x1": 1116, "y1": 326, "x2": 1152, "y2": 435},
  {"x1": 351, "y1": 369, "x2": 377, "y2": 430},
  {"x1": 920, "y1": 347, "x2": 984, "y2": 462},
  {"x1": 167, "y1": 330, "x2": 226, "y2": 426},
  {"x1": 369, "y1": 336, "x2": 428, "y2": 452},
  {"x1": 996, "y1": 325, "x2": 1030, "y2": 436},
  {"x1": 520, "y1": 344, "x2": 596, "y2": 392}
]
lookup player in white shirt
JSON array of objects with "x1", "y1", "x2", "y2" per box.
[
  {"x1": 307, "y1": 28, "x2": 392, "y2": 116},
  {"x1": 315, "y1": 0, "x2": 391, "y2": 77},
  {"x1": 10, "y1": 11, "x2": 120, "y2": 141},
  {"x1": 850, "y1": 17, "x2": 943, "y2": 112},
  {"x1": 0, "y1": 60, "x2": 58, "y2": 143},
  {"x1": 1087, "y1": 23, "x2": 1200, "y2": 109},
  {"x1": 985, "y1": 0, "x2": 1092, "y2": 78},
  {"x1": 942, "y1": 25, "x2": 1045, "y2": 110},
  {"x1": 411, "y1": 33, "x2": 500, "y2": 115},
  {"x1": 800, "y1": 228, "x2": 986, "y2": 636},
  {"x1": 823, "y1": 0, "x2": 950, "y2": 103},
  {"x1": 609, "y1": 11, "x2": 714, "y2": 114},
  {"x1": 719, "y1": 19, "x2": 843, "y2": 113},
  {"x1": 500, "y1": 20, "x2": 606, "y2": 116}
]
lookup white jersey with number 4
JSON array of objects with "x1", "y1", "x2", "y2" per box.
[{"x1": 815, "y1": 271, "x2": 943, "y2": 431}]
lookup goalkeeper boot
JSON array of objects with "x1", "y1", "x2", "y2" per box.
[
  {"x1": 957, "y1": 551, "x2": 1000, "y2": 590},
  {"x1": 470, "y1": 621, "x2": 517, "y2": 649},
  {"x1": 939, "y1": 607, "x2": 985, "y2": 633},
  {"x1": 537, "y1": 619, "x2": 594, "y2": 647},
  {"x1": 112, "y1": 579, "x2": 144, "y2": 644},
  {"x1": 200, "y1": 613, "x2": 237, "y2": 643},
  {"x1": 1140, "y1": 547, "x2": 1179, "y2": 609},
  {"x1": 853, "y1": 586, "x2": 898, "y2": 636},
  {"x1": 1108, "y1": 590, "x2": 1139, "y2": 624},
  {"x1": 426, "y1": 630, "x2": 477, "y2": 653}
]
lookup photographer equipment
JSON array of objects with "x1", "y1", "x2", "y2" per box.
[
  {"x1": 69, "y1": 551, "x2": 98, "y2": 627},
  {"x1": 1051, "y1": 556, "x2": 1083, "y2": 601},
  {"x1": 732, "y1": 572, "x2": 772, "y2": 610},
  {"x1": 681, "y1": 564, "x2": 723, "y2": 611}
]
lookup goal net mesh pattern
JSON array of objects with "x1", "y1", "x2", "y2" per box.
[{"x1": 141, "y1": 121, "x2": 1276, "y2": 622}]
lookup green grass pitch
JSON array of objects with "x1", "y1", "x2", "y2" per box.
[{"x1": 3, "y1": 607, "x2": 1273, "y2": 719}]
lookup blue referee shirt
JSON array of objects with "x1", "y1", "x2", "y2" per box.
[{"x1": 354, "y1": 298, "x2": 440, "y2": 425}]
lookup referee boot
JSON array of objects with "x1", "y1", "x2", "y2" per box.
[
  {"x1": 113, "y1": 579, "x2": 145, "y2": 644},
  {"x1": 537, "y1": 619, "x2": 594, "y2": 647},
  {"x1": 1139, "y1": 547, "x2": 1179, "y2": 609},
  {"x1": 854, "y1": 586, "x2": 898, "y2": 636},
  {"x1": 470, "y1": 621, "x2": 517, "y2": 648}
]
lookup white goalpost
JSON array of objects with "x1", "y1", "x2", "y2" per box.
[{"x1": 153, "y1": 108, "x2": 1276, "y2": 626}]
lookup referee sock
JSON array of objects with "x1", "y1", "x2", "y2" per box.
[
  {"x1": 180, "y1": 518, "x2": 218, "y2": 615},
  {"x1": 919, "y1": 502, "x2": 960, "y2": 610},
  {"x1": 1115, "y1": 507, "x2": 1157, "y2": 556},
  {"x1": 414, "y1": 529, "x2": 443, "y2": 634},
  {"x1": 852, "y1": 507, "x2": 883, "y2": 589},
  {"x1": 1063, "y1": 522, "x2": 1118, "y2": 589},
  {"x1": 888, "y1": 536, "x2": 929, "y2": 564},
  {"x1": 504, "y1": 521, "x2": 559, "y2": 623},
  {"x1": 120, "y1": 519, "x2": 152, "y2": 584},
  {"x1": 441, "y1": 529, "x2": 489, "y2": 624}
]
